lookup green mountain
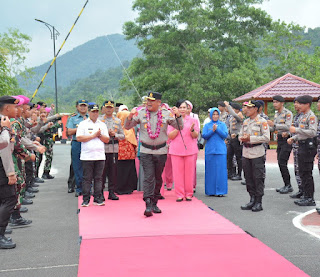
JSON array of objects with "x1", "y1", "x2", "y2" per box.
[{"x1": 18, "y1": 33, "x2": 141, "y2": 93}]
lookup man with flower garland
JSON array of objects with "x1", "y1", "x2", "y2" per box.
[{"x1": 125, "y1": 92, "x2": 183, "y2": 217}]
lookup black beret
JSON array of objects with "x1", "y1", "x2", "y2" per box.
[
  {"x1": 217, "y1": 101, "x2": 226, "y2": 107},
  {"x1": 37, "y1": 101, "x2": 47, "y2": 107},
  {"x1": 0, "y1": 96, "x2": 19, "y2": 104},
  {"x1": 296, "y1": 95, "x2": 313, "y2": 104},
  {"x1": 147, "y1": 92, "x2": 162, "y2": 100},
  {"x1": 256, "y1": 100, "x2": 265, "y2": 107},
  {"x1": 115, "y1": 103, "x2": 123, "y2": 107},
  {"x1": 230, "y1": 102, "x2": 241, "y2": 110},
  {"x1": 273, "y1": 95, "x2": 285, "y2": 102}
]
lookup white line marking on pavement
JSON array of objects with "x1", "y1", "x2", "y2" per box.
[
  {"x1": 0, "y1": 264, "x2": 78, "y2": 273},
  {"x1": 292, "y1": 209, "x2": 320, "y2": 240}
]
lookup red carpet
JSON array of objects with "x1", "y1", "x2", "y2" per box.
[
  {"x1": 78, "y1": 191, "x2": 308, "y2": 276},
  {"x1": 78, "y1": 191, "x2": 244, "y2": 239}
]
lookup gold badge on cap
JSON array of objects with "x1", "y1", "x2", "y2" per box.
[{"x1": 150, "y1": 93, "x2": 153, "y2": 98}]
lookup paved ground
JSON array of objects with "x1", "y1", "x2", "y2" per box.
[{"x1": 0, "y1": 144, "x2": 319, "y2": 277}]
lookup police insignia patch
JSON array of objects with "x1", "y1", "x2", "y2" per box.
[
  {"x1": 287, "y1": 114, "x2": 291, "y2": 119},
  {"x1": 263, "y1": 122, "x2": 268, "y2": 130},
  {"x1": 310, "y1": 116, "x2": 315, "y2": 124}
]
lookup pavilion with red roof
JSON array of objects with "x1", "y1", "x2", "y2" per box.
[{"x1": 233, "y1": 73, "x2": 320, "y2": 112}]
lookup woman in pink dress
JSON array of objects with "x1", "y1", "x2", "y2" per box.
[{"x1": 168, "y1": 100, "x2": 199, "y2": 201}]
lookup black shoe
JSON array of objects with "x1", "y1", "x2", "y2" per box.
[
  {"x1": 290, "y1": 191, "x2": 303, "y2": 199},
  {"x1": 81, "y1": 201, "x2": 90, "y2": 207},
  {"x1": 276, "y1": 186, "x2": 285, "y2": 193},
  {"x1": 0, "y1": 235, "x2": 16, "y2": 249},
  {"x1": 101, "y1": 195, "x2": 105, "y2": 201},
  {"x1": 93, "y1": 199, "x2": 105, "y2": 206},
  {"x1": 167, "y1": 188, "x2": 172, "y2": 191},
  {"x1": 22, "y1": 198, "x2": 33, "y2": 205},
  {"x1": 5, "y1": 228, "x2": 12, "y2": 235},
  {"x1": 158, "y1": 195, "x2": 165, "y2": 200},
  {"x1": 68, "y1": 188, "x2": 74, "y2": 193},
  {"x1": 31, "y1": 181, "x2": 39, "y2": 187},
  {"x1": 108, "y1": 191, "x2": 119, "y2": 200},
  {"x1": 9, "y1": 217, "x2": 32, "y2": 227},
  {"x1": 152, "y1": 204, "x2": 162, "y2": 213},
  {"x1": 27, "y1": 187, "x2": 39, "y2": 193},
  {"x1": 279, "y1": 185, "x2": 293, "y2": 194},
  {"x1": 294, "y1": 198, "x2": 316, "y2": 206},
  {"x1": 34, "y1": 177, "x2": 44, "y2": 183},
  {"x1": 252, "y1": 202, "x2": 263, "y2": 212},
  {"x1": 75, "y1": 191, "x2": 82, "y2": 197},
  {"x1": 241, "y1": 196, "x2": 255, "y2": 210},
  {"x1": 241, "y1": 181, "x2": 246, "y2": 186},
  {"x1": 316, "y1": 207, "x2": 320, "y2": 215},
  {"x1": 228, "y1": 174, "x2": 235, "y2": 180},
  {"x1": 24, "y1": 191, "x2": 35, "y2": 198},
  {"x1": 176, "y1": 198, "x2": 183, "y2": 202},
  {"x1": 20, "y1": 206, "x2": 28, "y2": 213},
  {"x1": 42, "y1": 173, "x2": 54, "y2": 179},
  {"x1": 231, "y1": 175, "x2": 242, "y2": 181},
  {"x1": 144, "y1": 198, "x2": 153, "y2": 217}
]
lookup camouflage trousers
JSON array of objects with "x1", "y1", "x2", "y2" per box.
[
  {"x1": 13, "y1": 156, "x2": 26, "y2": 210},
  {"x1": 292, "y1": 143, "x2": 301, "y2": 189},
  {"x1": 43, "y1": 141, "x2": 54, "y2": 173}
]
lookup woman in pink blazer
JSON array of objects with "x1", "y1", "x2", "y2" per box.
[{"x1": 168, "y1": 100, "x2": 199, "y2": 201}]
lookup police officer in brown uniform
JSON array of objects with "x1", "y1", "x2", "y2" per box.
[
  {"x1": 287, "y1": 95, "x2": 318, "y2": 206},
  {"x1": 101, "y1": 100, "x2": 125, "y2": 200},
  {"x1": 267, "y1": 95, "x2": 293, "y2": 194},
  {"x1": 125, "y1": 92, "x2": 183, "y2": 217},
  {"x1": 239, "y1": 100, "x2": 270, "y2": 212},
  {"x1": 225, "y1": 101, "x2": 243, "y2": 181}
]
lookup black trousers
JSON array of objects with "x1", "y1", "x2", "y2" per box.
[
  {"x1": 67, "y1": 162, "x2": 76, "y2": 190},
  {"x1": 277, "y1": 138, "x2": 292, "y2": 186},
  {"x1": 242, "y1": 156, "x2": 265, "y2": 197},
  {"x1": 227, "y1": 137, "x2": 243, "y2": 175},
  {"x1": 297, "y1": 145, "x2": 317, "y2": 198},
  {"x1": 25, "y1": 160, "x2": 34, "y2": 189},
  {"x1": 82, "y1": 160, "x2": 105, "y2": 202},
  {"x1": 0, "y1": 185, "x2": 16, "y2": 232},
  {"x1": 140, "y1": 153, "x2": 167, "y2": 200},
  {"x1": 102, "y1": 153, "x2": 118, "y2": 192}
]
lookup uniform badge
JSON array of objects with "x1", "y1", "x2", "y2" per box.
[
  {"x1": 300, "y1": 124, "x2": 305, "y2": 128},
  {"x1": 263, "y1": 122, "x2": 268, "y2": 130},
  {"x1": 254, "y1": 132, "x2": 258, "y2": 136},
  {"x1": 310, "y1": 116, "x2": 315, "y2": 124},
  {"x1": 144, "y1": 124, "x2": 147, "y2": 129},
  {"x1": 286, "y1": 114, "x2": 291, "y2": 120}
]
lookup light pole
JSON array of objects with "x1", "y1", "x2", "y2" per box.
[{"x1": 35, "y1": 19, "x2": 60, "y2": 113}]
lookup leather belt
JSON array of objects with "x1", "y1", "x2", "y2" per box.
[
  {"x1": 141, "y1": 142, "x2": 166, "y2": 150},
  {"x1": 243, "y1": 143, "x2": 262, "y2": 148}
]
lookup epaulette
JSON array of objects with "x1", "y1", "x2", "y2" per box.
[{"x1": 70, "y1": 113, "x2": 77, "y2": 117}]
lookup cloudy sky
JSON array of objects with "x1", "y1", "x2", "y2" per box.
[{"x1": 1, "y1": 0, "x2": 320, "y2": 68}]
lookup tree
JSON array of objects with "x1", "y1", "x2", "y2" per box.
[
  {"x1": 0, "y1": 28, "x2": 31, "y2": 95},
  {"x1": 122, "y1": 0, "x2": 273, "y2": 110}
]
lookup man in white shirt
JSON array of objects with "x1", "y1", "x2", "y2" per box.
[{"x1": 76, "y1": 104, "x2": 110, "y2": 207}]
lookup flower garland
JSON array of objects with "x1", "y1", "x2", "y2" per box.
[{"x1": 146, "y1": 109, "x2": 162, "y2": 139}]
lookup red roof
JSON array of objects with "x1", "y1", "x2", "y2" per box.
[{"x1": 233, "y1": 73, "x2": 320, "y2": 101}]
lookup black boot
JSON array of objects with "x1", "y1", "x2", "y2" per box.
[
  {"x1": 294, "y1": 197, "x2": 316, "y2": 206},
  {"x1": 252, "y1": 196, "x2": 263, "y2": 212},
  {"x1": 290, "y1": 191, "x2": 303, "y2": 199},
  {"x1": 144, "y1": 198, "x2": 153, "y2": 217},
  {"x1": 276, "y1": 185, "x2": 286, "y2": 193},
  {"x1": 42, "y1": 171, "x2": 54, "y2": 179},
  {"x1": 152, "y1": 198, "x2": 162, "y2": 214},
  {"x1": 0, "y1": 228, "x2": 16, "y2": 249},
  {"x1": 241, "y1": 195, "x2": 255, "y2": 210},
  {"x1": 108, "y1": 191, "x2": 119, "y2": 200},
  {"x1": 279, "y1": 185, "x2": 293, "y2": 194},
  {"x1": 231, "y1": 174, "x2": 242, "y2": 181}
]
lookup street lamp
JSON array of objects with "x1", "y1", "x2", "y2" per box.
[{"x1": 35, "y1": 19, "x2": 60, "y2": 113}]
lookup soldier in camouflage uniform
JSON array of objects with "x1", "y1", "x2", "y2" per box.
[
  {"x1": 42, "y1": 118, "x2": 62, "y2": 179},
  {"x1": 316, "y1": 97, "x2": 320, "y2": 215}
]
